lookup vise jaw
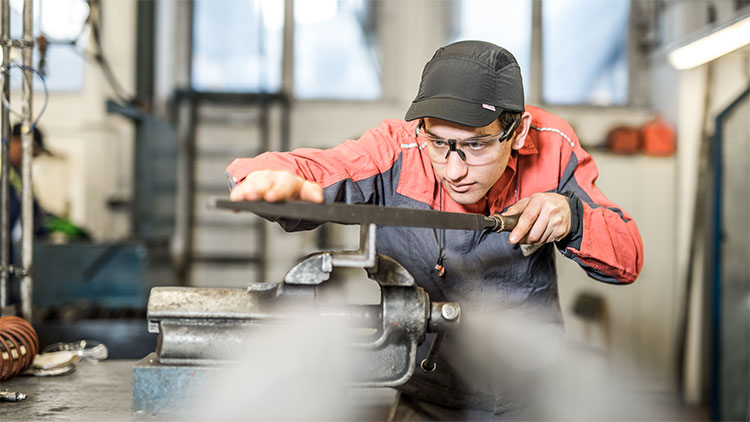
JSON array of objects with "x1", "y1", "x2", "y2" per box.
[{"x1": 144, "y1": 225, "x2": 460, "y2": 388}]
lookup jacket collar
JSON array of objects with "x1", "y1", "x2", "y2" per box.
[
  {"x1": 486, "y1": 131, "x2": 539, "y2": 213},
  {"x1": 517, "y1": 129, "x2": 539, "y2": 155}
]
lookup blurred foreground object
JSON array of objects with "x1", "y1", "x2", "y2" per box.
[{"x1": 0, "y1": 316, "x2": 38, "y2": 381}]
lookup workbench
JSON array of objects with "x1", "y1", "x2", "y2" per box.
[
  {"x1": 1, "y1": 360, "x2": 135, "y2": 421},
  {"x1": 1, "y1": 359, "x2": 396, "y2": 421}
]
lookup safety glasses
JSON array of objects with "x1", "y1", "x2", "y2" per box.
[{"x1": 417, "y1": 119, "x2": 518, "y2": 165}]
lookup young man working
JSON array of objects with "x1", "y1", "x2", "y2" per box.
[{"x1": 226, "y1": 40, "x2": 643, "y2": 419}]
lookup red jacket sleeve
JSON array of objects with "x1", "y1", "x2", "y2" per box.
[
  {"x1": 225, "y1": 119, "x2": 407, "y2": 202},
  {"x1": 556, "y1": 132, "x2": 644, "y2": 284}
]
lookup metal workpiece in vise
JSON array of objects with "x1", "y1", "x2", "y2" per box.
[{"x1": 135, "y1": 224, "x2": 461, "y2": 414}]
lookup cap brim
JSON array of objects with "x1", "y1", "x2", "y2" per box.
[
  {"x1": 34, "y1": 143, "x2": 54, "y2": 157},
  {"x1": 405, "y1": 97, "x2": 502, "y2": 128}
]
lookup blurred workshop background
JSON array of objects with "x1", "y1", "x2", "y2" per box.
[{"x1": 0, "y1": 0, "x2": 747, "y2": 420}]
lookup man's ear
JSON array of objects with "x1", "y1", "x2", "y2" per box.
[{"x1": 511, "y1": 112, "x2": 532, "y2": 150}]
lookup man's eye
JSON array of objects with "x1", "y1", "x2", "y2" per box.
[
  {"x1": 432, "y1": 139, "x2": 448, "y2": 148},
  {"x1": 467, "y1": 141, "x2": 485, "y2": 150}
]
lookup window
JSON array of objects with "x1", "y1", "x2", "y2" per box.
[
  {"x1": 192, "y1": 0, "x2": 381, "y2": 99},
  {"x1": 9, "y1": 0, "x2": 88, "y2": 92},
  {"x1": 447, "y1": 0, "x2": 533, "y2": 101},
  {"x1": 192, "y1": 0, "x2": 284, "y2": 92},
  {"x1": 542, "y1": 0, "x2": 629, "y2": 105},
  {"x1": 449, "y1": 0, "x2": 631, "y2": 106},
  {"x1": 294, "y1": 0, "x2": 381, "y2": 100}
]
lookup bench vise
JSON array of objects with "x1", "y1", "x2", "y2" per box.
[{"x1": 133, "y1": 224, "x2": 460, "y2": 415}]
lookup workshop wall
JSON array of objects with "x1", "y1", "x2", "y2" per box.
[
  {"x1": 650, "y1": 1, "x2": 749, "y2": 404},
  {"x1": 555, "y1": 0, "x2": 750, "y2": 399}
]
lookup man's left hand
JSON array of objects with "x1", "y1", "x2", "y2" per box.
[{"x1": 503, "y1": 193, "x2": 571, "y2": 245}]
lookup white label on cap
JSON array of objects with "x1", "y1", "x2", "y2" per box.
[{"x1": 482, "y1": 104, "x2": 496, "y2": 111}]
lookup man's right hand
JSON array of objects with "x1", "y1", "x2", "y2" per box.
[{"x1": 229, "y1": 170, "x2": 324, "y2": 203}]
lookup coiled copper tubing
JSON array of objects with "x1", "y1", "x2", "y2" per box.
[{"x1": 0, "y1": 316, "x2": 38, "y2": 381}]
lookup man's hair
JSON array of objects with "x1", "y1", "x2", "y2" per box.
[
  {"x1": 499, "y1": 111, "x2": 522, "y2": 132},
  {"x1": 11, "y1": 123, "x2": 44, "y2": 146}
]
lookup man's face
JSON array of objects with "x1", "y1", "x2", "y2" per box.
[
  {"x1": 9, "y1": 136, "x2": 42, "y2": 167},
  {"x1": 9, "y1": 136, "x2": 22, "y2": 167},
  {"x1": 423, "y1": 117, "x2": 515, "y2": 205}
]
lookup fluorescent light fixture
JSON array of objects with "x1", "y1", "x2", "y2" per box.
[{"x1": 668, "y1": 14, "x2": 750, "y2": 70}]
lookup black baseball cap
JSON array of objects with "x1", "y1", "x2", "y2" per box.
[
  {"x1": 12, "y1": 123, "x2": 52, "y2": 155},
  {"x1": 405, "y1": 40, "x2": 525, "y2": 128}
]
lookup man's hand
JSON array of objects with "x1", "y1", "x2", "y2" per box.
[
  {"x1": 229, "y1": 170, "x2": 324, "y2": 203},
  {"x1": 503, "y1": 193, "x2": 571, "y2": 245}
]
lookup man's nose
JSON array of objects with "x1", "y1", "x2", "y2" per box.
[{"x1": 444, "y1": 152, "x2": 468, "y2": 181}]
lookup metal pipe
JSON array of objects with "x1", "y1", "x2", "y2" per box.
[
  {"x1": 529, "y1": 0, "x2": 543, "y2": 105},
  {"x1": 171, "y1": 96, "x2": 195, "y2": 284},
  {"x1": 0, "y1": 0, "x2": 11, "y2": 309},
  {"x1": 280, "y1": 0, "x2": 292, "y2": 153},
  {"x1": 169, "y1": 2, "x2": 194, "y2": 285},
  {"x1": 281, "y1": 0, "x2": 294, "y2": 99},
  {"x1": 19, "y1": 0, "x2": 33, "y2": 321}
]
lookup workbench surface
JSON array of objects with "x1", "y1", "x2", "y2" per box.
[
  {"x1": 1, "y1": 359, "x2": 397, "y2": 421},
  {"x1": 1, "y1": 360, "x2": 135, "y2": 421}
]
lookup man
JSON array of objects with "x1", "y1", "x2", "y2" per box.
[
  {"x1": 226, "y1": 41, "x2": 643, "y2": 419},
  {"x1": 8, "y1": 123, "x2": 51, "y2": 243},
  {"x1": 7, "y1": 123, "x2": 89, "y2": 245}
]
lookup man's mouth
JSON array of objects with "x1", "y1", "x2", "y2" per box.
[{"x1": 446, "y1": 182, "x2": 475, "y2": 193}]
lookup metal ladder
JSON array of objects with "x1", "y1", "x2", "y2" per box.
[{"x1": 171, "y1": 91, "x2": 290, "y2": 287}]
